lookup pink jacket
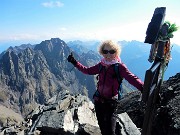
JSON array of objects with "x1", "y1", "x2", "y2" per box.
[{"x1": 75, "y1": 61, "x2": 144, "y2": 100}]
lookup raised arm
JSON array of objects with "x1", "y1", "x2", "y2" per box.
[{"x1": 67, "y1": 53, "x2": 99, "y2": 75}]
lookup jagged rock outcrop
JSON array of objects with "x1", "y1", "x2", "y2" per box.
[
  {"x1": 151, "y1": 73, "x2": 180, "y2": 135},
  {"x1": 26, "y1": 90, "x2": 141, "y2": 135},
  {"x1": 118, "y1": 73, "x2": 180, "y2": 135},
  {"x1": 25, "y1": 90, "x2": 100, "y2": 135}
]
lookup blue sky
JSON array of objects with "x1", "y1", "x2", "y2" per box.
[{"x1": 0, "y1": 0, "x2": 180, "y2": 48}]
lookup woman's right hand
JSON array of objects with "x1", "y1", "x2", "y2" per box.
[{"x1": 67, "y1": 53, "x2": 77, "y2": 66}]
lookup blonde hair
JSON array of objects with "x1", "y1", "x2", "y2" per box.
[{"x1": 98, "y1": 40, "x2": 121, "y2": 56}]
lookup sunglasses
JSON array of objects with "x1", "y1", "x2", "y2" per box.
[{"x1": 102, "y1": 49, "x2": 116, "y2": 54}]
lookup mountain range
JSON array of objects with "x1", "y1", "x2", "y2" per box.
[{"x1": 0, "y1": 38, "x2": 179, "y2": 117}]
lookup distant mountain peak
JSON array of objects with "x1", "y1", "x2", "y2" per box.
[{"x1": 36, "y1": 38, "x2": 67, "y2": 52}]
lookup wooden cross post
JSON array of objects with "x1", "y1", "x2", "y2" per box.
[{"x1": 141, "y1": 7, "x2": 169, "y2": 135}]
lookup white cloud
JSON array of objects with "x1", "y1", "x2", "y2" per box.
[
  {"x1": 67, "y1": 21, "x2": 149, "y2": 42},
  {"x1": 42, "y1": 1, "x2": 64, "y2": 8},
  {"x1": 58, "y1": 27, "x2": 67, "y2": 31},
  {"x1": 64, "y1": 22, "x2": 180, "y2": 45}
]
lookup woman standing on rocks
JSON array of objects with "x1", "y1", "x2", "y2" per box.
[{"x1": 67, "y1": 40, "x2": 144, "y2": 135}]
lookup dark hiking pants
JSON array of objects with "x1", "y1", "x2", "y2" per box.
[{"x1": 95, "y1": 100, "x2": 118, "y2": 135}]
